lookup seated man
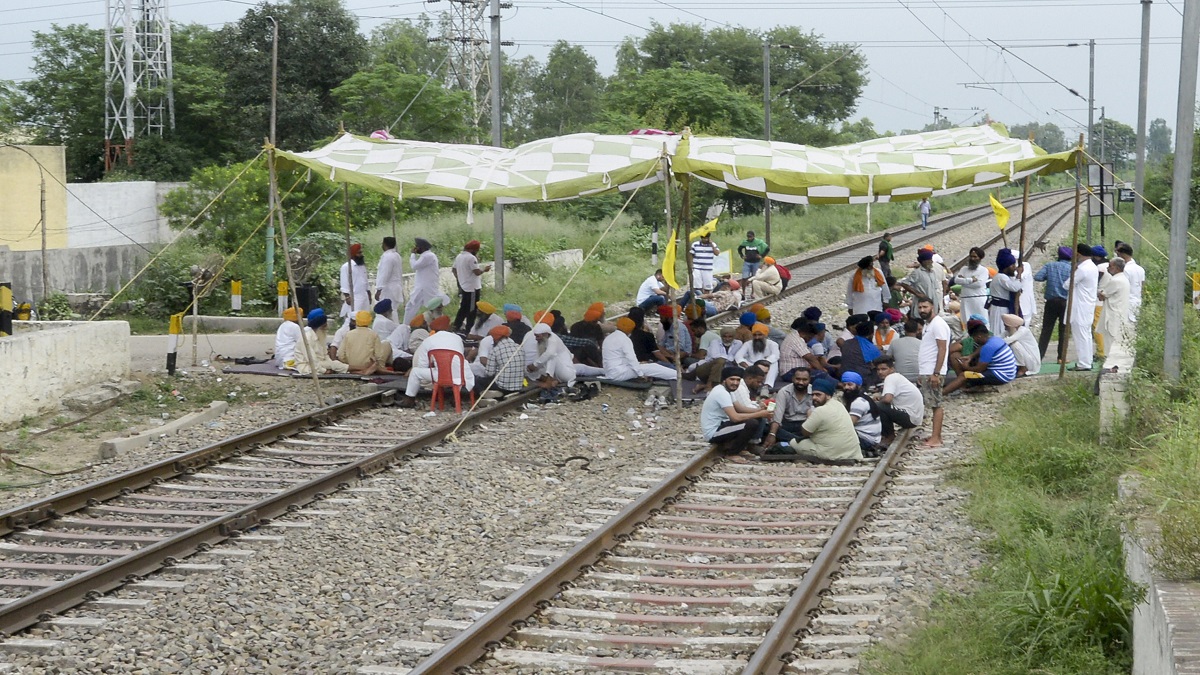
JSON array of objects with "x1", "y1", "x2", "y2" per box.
[
  {"x1": 338, "y1": 310, "x2": 393, "y2": 374},
  {"x1": 943, "y1": 321, "x2": 1018, "y2": 394},
  {"x1": 687, "y1": 325, "x2": 739, "y2": 395},
  {"x1": 1000, "y1": 313, "x2": 1040, "y2": 376},
  {"x1": 636, "y1": 269, "x2": 669, "y2": 310},
  {"x1": 733, "y1": 365, "x2": 768, "y2": 415},
  {"x1": 734, "y1": 323, "x2": 781, "y2": 391},
  {"x1": 748, "y1": 257, "x2": 783, "y2": 300},
  {"x1": 763, "y1": 366, "x2": 813, "y2": 447},
  {"x1": 700, "y1": 279, "x2": 741, "y2": 314},
  {"x1": 700, "y1": 366, "x2": 775, "y2": 455},
  {"x1": 603, "y1": 317, "x2": 677, "y2": 381},
  {"x1": 399, "y1": 315, "x2": 475, "y2": 407},
  {"x1": 371, "y1": 299, "x2": 399, "y2": 341},
  {"x1": 407, "y1": 314, "x2": 430, "y2": 354},
  {"x1": 767, "y1": 377, "x2": 863, "y2": 464},
  {"x1": 655, "y1": 305, "x2": 694, "y2": 368},
  {"x1": 627, "y1": 307, "x2": 661, "y2": 364},
  {"x1": 292, "y1": 309, "x2": 349, "y2": 376},
  {"x1": 466, "y1": 300, "x2": 504, "y2": 340},
  {"x1": 526, "y1": 323, "x2": 577, "y2": 390},
  {"x1": 476, "y1": 325, "x2": 525, "y2": 396},
  {"x1": 872, "y1": 355, "x2": 923, "y2": 447},
  {"x1": 841, "y1": 371, "x2": 885, "y2": 456},
  {"x1": 502, "y1": 304, "x2": 533, "y2": 344},
  {"x1": 890, "y1": 317, "x2": 923, "y2": 383},
  {"x1": 274, "y1": 307, "x2": 302, "y2": 368},
  {"x1": 838, "y1": 319, "x2": 882, "y2": 387}
]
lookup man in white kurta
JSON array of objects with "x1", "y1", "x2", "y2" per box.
[
  {"x1": 1018, "y1": 261, "x2": 1037, "y2": 327},
  {"x1": 734, "y1": 325, "x2": 781, "y2": 388},
  {"x1": 1098, "y1": 258, "x2": 1133, "y2": 372},
  {"x1": 524, "y1": 323, "x2": 577, "y2": 388},
  {"x1": 274, "y1": 308, "x2": 302, "y2": 368},
  {"x1": 339, "y1": 243, "x2": 370, "y2": 319},
  {"x1": 404, "y1": 238, "x2": 440, "y2": 324},
  {"x1": 988, "y1": 249, "x2": 1023, "y2": 332},
  {"x1": 401, "y1": 316, "x2": 474, "y2": 403},
  {"x1": 374, "y1": 237, "x2": 404, "y2": 321},
  {"x1": 1116, "y1": 243, "x2": 1145, "y2": 321},
  {"x1": 1067, "y1": 245, "x2": 1099, "y2": 370},
  {"x1": 603, "y1": 319, "x2": 677, "y2": 381},
  {"x1": 950, "y1": 247, "x2": 990, "y2": 326},
  {"x1": 845, "y1": 256, "x2": 887, "y2": 315}
]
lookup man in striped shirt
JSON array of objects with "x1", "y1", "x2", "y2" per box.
[
  {"x1": 943, "y1": 321, "x2": 1017, "y2": 393},
  {"x1": 689, "y1": 233, "x2": 719, "y2": 292}
]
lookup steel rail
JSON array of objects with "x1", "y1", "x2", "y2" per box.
[
  {"x1": 407, "y1": 445, "x2": 723, "y2": 674},
  {"x1": 0, "y1": 389, "x2": 536, "y2": 636},
  {"x1": 742, "y1": 205, "x2": 1077, "y2": 673},
  {"x1": 703, "y1": 190, "x2": 1075, "y2": 328}
]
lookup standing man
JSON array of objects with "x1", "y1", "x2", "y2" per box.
[
  {"x1": 374, "y1": 237, "x2": 405, "y2": 321},
  {"x1": 1034, "y1": 246, "x2": 1073, "y2": 361},
  {"x1": 877, "y1": 232, "x2": 895, "y2": 279},
  {"x1": 918, "y1": 197, "x2": 932, "y2": 230},
  {"x1": 452, "y1": 240, "x2": 492, "y2": 333},
  {"x1": 898, "y1": 249, "x2": 947, "y2": 319},
  {"x1": 339, "y1": 243, "x2": 370, "y2": 319},
  {"x1": 846, "y1": 256, "x2": 887, "y2": 315},
  {"x1": 737, "y1": 230, "x2": 769, "y2": 285},
  {"x1": 404, "y1": 237, "x2": 439, "y2": 324},
  {"x1": 1068, "y1": 243, "x2": 1099, "y2": 371},
  {"x1": 950, "y1": 247, "x2": 990, "y2": 328},
  {"x1": 1098, "y1": 257, "x2": 1134, "y2": 372},
  {"x1": 916, "y1": 298, "x2": 948, "y2": 448},
  {"x1": 690, "y1": 233, "x2": 719, "y2": 292},
  {"x1": 987, "y1": 248, "x2": 1023, "y2": 332},
  {"x1": 1115, "y1": 242, "x2": 1145, "y2": 321}
]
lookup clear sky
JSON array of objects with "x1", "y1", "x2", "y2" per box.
[{"x1": 0, "y1": 0, "x2": 1192, "y2": 144}]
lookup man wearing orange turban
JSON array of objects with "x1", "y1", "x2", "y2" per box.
[
  {"x1": 275, "y1": 307, "x2": 303, "y2": 368},
  {"x1": 568, "y1": 303, "x2": 608, "y2": 377},
  {"x1": 338, "y1": 309, "x2": 392, "y2": 375},
  {"x1": 748, "y1": 255, "x2": 783, "y2": 301},
  {"x1": 602, "y1": 315, "x2": 678, "y2": 382},
  {"x1": 475, "y1": 324, "x2": 525, "y2": 395}
]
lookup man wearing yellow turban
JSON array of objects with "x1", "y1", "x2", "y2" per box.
[
  {"x1": 466, "y1": 300, "x2": 503, "y2": 340},
  {"x1": 338, "y1": 309, "x2": 393, "y2": 374},
  {"x1": 274, "y1": 307, "x2": 303, "y2": 369},
  {"x1": 602, "y1": 316, "x2": 678, "y2": 382}
]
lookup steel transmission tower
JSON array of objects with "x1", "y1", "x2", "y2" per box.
[
  {"x1": 104, "y1": 0, "x2": 176, "y2": 171},
  {"x1": 427, "y1": 0, "x2": 510, "y2": 139}
]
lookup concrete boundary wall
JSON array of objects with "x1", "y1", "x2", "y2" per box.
[
  {"x1": 0, "y1": 244, "x2": 148, "y2": 304},
  {"x1": 0, "y1": 321, "x2": 130, "y2": 426}
]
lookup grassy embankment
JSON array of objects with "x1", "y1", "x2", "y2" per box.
[{"x1": 863, "y1": 213, "x2": 1200, "y2": 674}]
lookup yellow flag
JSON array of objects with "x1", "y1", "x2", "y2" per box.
[
  {"x1": 688, "y1": 217, "x2": 719, "y2": 241},
  {"x1": 662, "y1": 228, "x2": 680, "y2": 290},
  {"x1": 989, "y1": 194, "x2": 1010, "y2": 230}
]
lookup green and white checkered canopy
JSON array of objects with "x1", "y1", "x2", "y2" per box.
[
  {"x1": 673, "y1": 124, "x2": 1078, "y2": 204},
  {"x1": 277, "y1": 132, "x2": 675, "y2": 211},
  {"x1": 277, "y1": 125, "x2": 1077, "y2": 209}
]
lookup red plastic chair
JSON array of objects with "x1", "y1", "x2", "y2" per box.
[{"x1": 428, "y1": 349, "x2": 475, "y2": 413}]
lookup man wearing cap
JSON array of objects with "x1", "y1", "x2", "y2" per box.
[
  {"x1": 767, "y1": 377, "x2": 862, "y2": 464},
  {"x1": 374, "y1": 237, "x2": 404, "y2": 321},
  {"x1": 452, "y1": 240, "x2": 492, "y2": 333},
  {"x1": 476, "y1": 325, "x2": 525, "y2": 396},
  {"x1": 988, "y1": 248, "x2": 1023, "y2": 332},
  {"x1": 525, "y1": 322, "x2": 577, "y2": 390},
  {"x1": 841, "y1": 372, "x2": 884, "y2": 455},
  {"x1": 1098, "y1": 257, "x2": 1134, "y2": 372},
  {"x1": 1114, "y1": 242, "x2": 1144, "y2": 321},
  {"x1": 339, "y1": 310, "x2": 394, "y2": 375},
  {"x1": 404, "y1": 238, "x2": 440, "y2": 324},
  {"x1": 737, "y1": 230, "x2": 770, "y2": 283},
  {"x1": 950, "y1": 247, "x2": 990, "y2": 328},
  {"x1": 734, "y1": 323, "x2": 781, "y2": 391},
  {"x1": 636, "y1": 270, "x2": 670, "y2": 311},
  {"x1": 872, "y1": 355, "x2": 923, "y2": 447},
  {"x1": 1034, "y1": 246, "x2": 1073, "y2": 361},
  {"x1": 371, "y1": 299, "x2": 399, "y2": 342},
  {"x1": 1067, "y1": 243, "x2": 1099, "y2": 371},
  {"x1": 603, "y1": 317, "x2": 678, "y2": 381},
  {"x1": 701, "y1": 366, "x2": 776, "y2": 455},
  {"x1": 748, "y1": 257, "x2": 783, "y2": 300},
  {"x1": 846, "y1": 256, "x2": 887, "y2": 315},
  {"x1": 898, "y1": 249, "x2": 947, "y2": 319},
  {"x1": 1001, "y1": 313, "x2": 1041, "y2": 376},
  {"x1": 340, "y1": 243, "x2": 370, "y2": 319},
  {"x1": 294, "y1": 309, "x2": 350, "y2": 375},
  {"x1": 274, "y1": 307, "x2": 303, "y2": 368},
  {"x1": 399, "y1": 315, "x2": 474, "y2": 407},
  {"x1": 689, "y1": 232, "x2": 720, "y2": 292}
]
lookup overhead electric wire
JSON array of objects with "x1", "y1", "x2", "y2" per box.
[
  {"x1": 988, "y1": 38, "x2": 1086, "y2": 102},
  {"x1": 550, "y1": 0, "x2": 651, "y2": 32}
]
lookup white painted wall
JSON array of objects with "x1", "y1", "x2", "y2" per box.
[
  {"x1": 66, "y1": 181, "x2": 179, "y2": 248},
  {"x1": 1, "y1": 321, "x2": 130, "y2": 425}
]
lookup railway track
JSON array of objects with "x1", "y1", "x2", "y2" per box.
[
  {"x1": 400, "y1": 198, "x2": 1080, "y2": 674},
  {"x1": 0, "y1": 388, "x2": 535, "y2": 639}
]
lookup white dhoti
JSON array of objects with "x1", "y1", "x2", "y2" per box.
[
  {"x1": 638, "y1": 362, "x2": 679, "y2": 381},
  {"x1": 531, "y1": 356, "x2": 577, "y2": 387},
  {"x1": 574, "y1": 364, "x2": 605, "y2": 378},
  {"x1": 1071, "y1": 320, "x2": 1094, "y2": 369}
]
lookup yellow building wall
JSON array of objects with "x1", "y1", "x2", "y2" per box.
[{"x1": 0, "y1": 145, "x2": 68, "y2": 252}]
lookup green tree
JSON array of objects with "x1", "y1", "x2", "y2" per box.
[
  {"x1": 1148, "y1": 118, "x2": 1172, "y2": 165},
  {"x1": 9, "y1": 24, "x2": 105, "y2": 182},
  {"x1": 1094, "y1": 117, "x2": 1136, "y2": 168},
  {"x1": 529, "y1": 41, "x2": 603, "y2": 139},
  {"x1": 332, "y1": 64, "x2": 471, "y2": 141},
  {"x1": 1009, "y1": 121, "x2": 1067, "y2": 154},
  {"x1": 601, "y1": 67, "x2": 761, "y2": 137},
  {"x1": 502, "y1": 55, "x2": 541, "y2": 144},
  {"x1": 215, "y1": 0, "x2": 368, "y2": 154},
  {"x1": 367, "y1": 16, "x2": 447, "y2": 76}
]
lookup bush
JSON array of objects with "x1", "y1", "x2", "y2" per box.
[{"x1": 37, "y1": 293, "x2": 74, "y2": 320}]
